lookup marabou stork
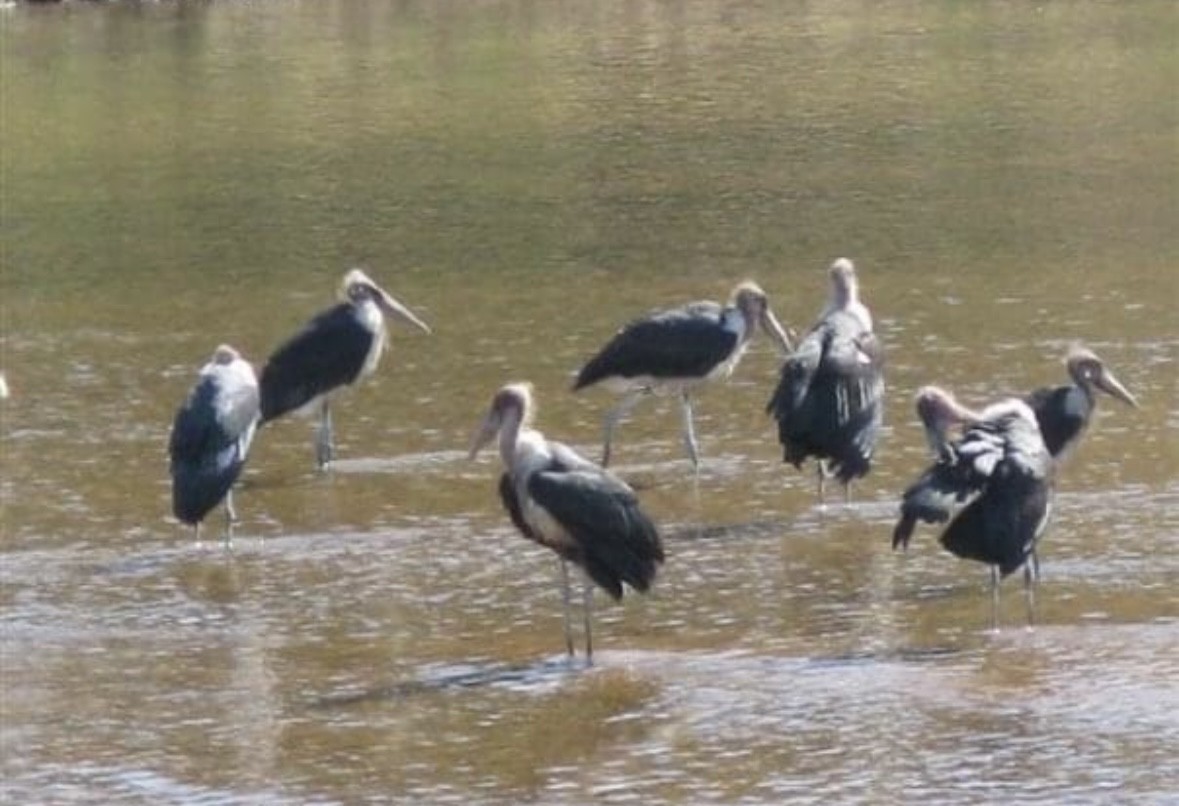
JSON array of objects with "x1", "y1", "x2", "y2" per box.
[
  {"x1": 259, "y1": 269, "x2": 430, "y2": 468},
  {"x1": 169, "y1": 345, "x2": 260, "y2": 540},
  {"x1": 469, "y1": 382, "x2": 665, "y2": 661},
  {"x1": 766, "y1": 258, "x2": 884, "y2": 503},
  {"x1": 1026, "y1": 345, "x2": 1138, "y2": 461},
  {"x1": 892, "y1": 386, "x2": 1053, "y2": 628},
  {"x1": 573, "y1": 281, "x2": 793, "y2": 468}
]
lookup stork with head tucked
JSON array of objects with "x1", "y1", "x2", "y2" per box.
[
  {"x1": 1025, "y1": 345, "x2": 1138, "y2": 461},
  {"x1": 259, "y1": 268, "x2": 430, "y2": 468},
  {"x1": 169, "y1": 345, "x2": 260, "y2": 541},
  {"x1": 573, "y1": 281, "x2": 792, "y2": 469},
  {"x1": 469, "y1": 382, "x2": 665, "y2": 662},
  {"x1": 892, "y1": 386, "x2": 1053, "y2": 628},
  {"x1": 767, "y1": 258, "x2": 884, "y2": 503}
]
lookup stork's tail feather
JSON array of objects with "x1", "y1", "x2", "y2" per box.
[
  {"x1": 582, "y1": 516, "x2": 664, "y2": 600},
  {"x1": 892, "y1": 514, "x2": 916, "y2": 550},
  {"x1": 572, "y1": 357, "x2": 609, "y2": 392}
]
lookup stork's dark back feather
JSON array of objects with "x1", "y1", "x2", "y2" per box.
[
  {"x1": 1025, "y1": 384, "x2": 1091, "y2": 458},
  {"x1": 574, "y1": 303, "x2": 736, "y2": 389},
  {"x1": 169, "y1": 373, "x2": 258, "y2": 525},
  {"x1": 939, "y1": 468, "x2": 1051, "y2": 577},
  {"x1": 891, "y1": 458, "x2": 982, "y2": 549},
  {"x1": 259, "y1": 303, "x2": 375, "y2": 422},
  {"x1": 768, "y1": 311, "x2": 883, "y2": 482},
  {"x1": 527, "y1": 470, "x2": 664, "y2": 600}
]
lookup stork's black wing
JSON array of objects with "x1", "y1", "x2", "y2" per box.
[
  {"x1": 574, "y1": 302, "x2": 737, "y2": 389},
  {"x1": 259, "y1": 303, "x2": 375, "y2": 422},
  {"x1": 169, "y1": 369, "x2": 259, "y2": 525},
  {"x1": 939, "y1": 467, "x2": 1051, "y2": 577},
  {"x1": 892, "y1": 419, "x2": 1010, "y2": 550},
  {"x1": 527, "y1": 469, "x2": 664, "y2": 600},
  {"x1": 169, "y1": 369, "x2": 258, "y2": 464},
  {"x1": 768, "y1": 311, "x2": 884, "y2": 482}
]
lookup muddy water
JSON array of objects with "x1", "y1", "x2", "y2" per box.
[{"x1": 2, "y1": 1, "x2": 1177, "y2": 803}]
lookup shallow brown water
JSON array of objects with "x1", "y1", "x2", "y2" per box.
[{"x1": 2, "y1": 1, "x2": 1177, "y2": 803}]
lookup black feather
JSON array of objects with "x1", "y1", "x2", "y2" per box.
[
  {"x1": 169, "y1": 368, "x2": 258, "y2": 526},
  {"x1": 528, "y1": 469, "x2": 664, "y2": 600},
  {"x1": 259, "y1": 303, "x2": 376, "y2": 423},
  {"x1": 1024, "y1": 383, "x2": 1092, "y2": 458},
  {"x1": 574, "y1": 302, "x2": 738, "y2": 389},
  {"x1": 768, "y1": 311, "x2": 884, "y2": 483}
]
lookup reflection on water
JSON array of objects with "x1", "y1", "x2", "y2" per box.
[{"x1": 2, "y1": 0, "x2": 1177, "y2": 803}]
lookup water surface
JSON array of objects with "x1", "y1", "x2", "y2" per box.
[{"x1": 2, "y1": 2, "x2": 1177, "y2": 803}]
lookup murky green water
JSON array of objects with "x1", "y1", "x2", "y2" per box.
[{"x1": 2, "y1": 1, "x2": 1177, "y2": 803}]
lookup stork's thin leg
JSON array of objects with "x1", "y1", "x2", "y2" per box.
[
  {"x1": 582, "y1": 579, "x2": 594, "y2": 664},
  {"x1": 843, "y1": 479, "x2": 852, "y2": 505},
  {"x1": 1024, "y1": 562, "x2": 1036, "y2": 628},
  {"x1": 193, "y1": 523, "x2": 202, "y2": 544},
  {"x1": 559, "y1": 559, "x2": 574, "y2": 658},
  {"x1": 989, "y1": 565, "x2": 1000, "y2": 632},
  {"x1": 1030, "y1": 549, "x2": 1041, "y2": 582},
  {"x1": 223, "y1": 490, "x2": 237, "y2": 543},
  {"x1": 316, "y1": 398, "x2": 335, "y2": 469},
  {"x1": 816, "y1": 462, "x2": 828, "y2": 506},
  {"x1": 679, "y1": 391, "x2": 700, "y2": 469},
  {"x1": 601, "y1": 389, "x2": 644, "y2": 468}
]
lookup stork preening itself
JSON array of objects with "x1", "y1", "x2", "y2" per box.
[
  {"x1": 169, "y1": 345, "x2": 260, "y2": 541},
  {"x1": 573, "y1": 281, "x2": 793, "y2": 469},
  {"x1": 1026, "y1": 345, "x2": 1138, "y2": 462},
  {"x1": 767, "y1": 258, "x2": 884, "y2": 503},
  {"x1": 469, "y1": 382, "x2": 665, "y2": 662},
  {"x1": 892, "y1": 386, "x2": 1053, "y2": 628},
  {"x1": 259, "y1": 269, "x2": 430, "y2": 469}
]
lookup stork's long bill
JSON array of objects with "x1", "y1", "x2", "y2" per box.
[
  {"x1": 759, "y1": 306, "x2": 794, "y2": 354},
  {"x1": 375, "y1": 288, "x2": 432, "y2": 334},
  {"x1": 1094, "y1": 366, "x2": 1138, "y2": 408}
]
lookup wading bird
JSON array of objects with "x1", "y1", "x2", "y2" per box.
[
  {"x1": 573, "y1": 281, "x2": 792, "y2": 468},
  {"x1": 1026, "y1": 345, "x2": 1138, "y2": 461},
  {"x1": 892, "y1": 386, "x2": 1053, "y2": 628},
  {"x1": 169, "y1": 345, "x2": 260, "y2": 540},
  {"x1": 767, "y1": 258, "x2": 884, "y2": 503},
  {"x1": 469, "y1": 382, "x2": 665, "y2": 661},
  {"x1": 1013, "y1": 345, "x2": 1138, "y2": 580},
  {"x1": 259, "y1": 268, "x2": 430, "y2": 468}
]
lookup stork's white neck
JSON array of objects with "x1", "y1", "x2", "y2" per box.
[{"x1": 357, "y1": 299, "x2": 389, "y2": 379}]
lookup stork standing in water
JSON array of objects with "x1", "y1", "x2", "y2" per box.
[
  {"x1": 767, "y1": 258, "x2": 884, "y2": 503},
  {"x1": 573, "y1": 281, "x2": 793, "y2": 468},
  {"x1": 1020, "y1": 345, "x2": 1138, "y2": 578},
  {"x1": 169, "y1": 345, "x2": 260, "y2": 540},
  {"x1": 469, "y1": 382, "x2": 665, "y2": 661},
  {"x1": 259, "y1": 269, "x2": 430, "y2": 469},
  {"x1": 892, "y1": 386, "x2": 1053, "y2": 628}
]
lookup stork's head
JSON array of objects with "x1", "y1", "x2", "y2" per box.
[
  {"x1": 1065, "y1": 345, "x2": 1138, "y2": 408},
  {"x1": 340, "y1": 268, "x2": 432, "y2": 334},
  {"x1": 468, "y1": 382, "x2": 534, "y2": 459},
  {"x1": 828, "y1": 258, "x2": 859, "y2": 308},
  {"x1": 731, "y1": 281, "x2": 794, "y2": 354},
  {"x1": 211, "y1": 344, "x2": 242, "y2": 365},
  {"x1": 915, "y1": 385, "x2": 979, "y2": 456}
]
